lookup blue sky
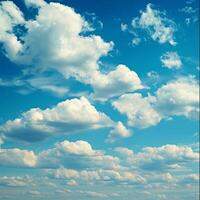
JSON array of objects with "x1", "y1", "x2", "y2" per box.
[{"x1": 0, "y1": 0, "x2": 199, "y2": 199}]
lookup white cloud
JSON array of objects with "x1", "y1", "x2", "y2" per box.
[
  {"x1": 0, "y1": 1, "x2": 24, "y2": 61},
  {"x1": 52, "y1": 167, "x2": 146, "y2": 185},
  {"x1": 0, "y1": 1, "x2": 145, "y2": 100},
  {"x1": 132, "y1": 37, "x2": 141, "y2": 46},
  {"x1": 26, "y1": 75, "x2": 69, "y2": 97},
  {"x1": 0, "y1": 176, "x2": 33, "y2": 187},
  {"x1": 179, "y1": 6, "x2": 197, "y2": 14},
  {"x1": 91, "y1": 64, "x2": 144, "y2": 100},
  {"x1": 0, "y1": 97, "x2": 113, "y2": 142},
  {"x1": 38, "y1": 140, "x2": 119, "y2": 169},
  {"x1": 24, "y1": 0, "x2": 46, "y2": 8},
  {"x1": 120, "y1": 23, "x2": 128, "y2": 32},
  {"x1": 155, "y1": 76, "x2": 199, "y2": 119},
  {"x1": 0, "y1": 141, "x2": 198, "y2": 188},
  {"x1": 112, "y1": 76, "x2": 199, "y2": 128},
  {"x1": 106, "y1": 121, "x2": 132, "y2": 143},
  {"x1": 67, "y1": 179, "x2": 78, "y2": 186},
  {"x1": 115, "y1": 144, "x2": 199, "y2": 171},
  {"x1": 160, "y1": 52, "x2": 182, "y2": 69},
  {"x1": 131, "y1": 3, "x2": 177, "y2": 45},
  {"x1": 112, "y1": 93, "x2": 161, "y2": 128},
  {"x1": 0, "y1": 148, "x2": 37, "y2": 168}
]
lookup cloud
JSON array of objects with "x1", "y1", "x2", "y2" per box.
[
  {"x1": 0, "y1": 176, "x2": 33, "y2": 187},
  {"x1": 160, "y1": 52, "x2": 182, "y2": 69},
  {"x1": 0, "y1": 97, "x2": 113, "y2": 142},
  {"x1": 155, "y1": 76, "x2": 199, "y2": 119},
  {"x1": 0, "y1": 1, "x2": 144, "y2": 100},
  {"x1": 0, "y1": 141, "x2": 198, "y2": 188},
  {"x1": 91, "y1": 64, "x2": 144, "y2": 100},
  {"x1": 112, "y1": 93, "x2": 161, "y2": 128},
  {"x1": 24, "y1": 0, "x2": 46, "y2": 8},
  {"x1": 0, "y1": 140, "x2": 119, "y2": 170},
  {"x1": 112, "y1": 76, "x2": 199, "y2": 128},
  {"x1": 120, "y1": 23, "x2": 128, "y2": 32},
  {"x1": 38, "y1": 140, "x2": 119, "y2": 169},
  {"x1": 132, "y1": 37, "x2": 141, "y2": 46},
  {"x1": 115, "y1": 144, "x2": 199, "y2": 171},
  {"x1": 179, "y1": 6, "x2": 197, "y2": 14},
  {"x1": 105, "y1": 121, "x2": 132, "y2": 143},
  {"x1": 0, "y1": 148, "x2": 37, "y2": 168},
  {"x1": 0, "y1": 1, "x2": 24, "y2": 61},
  {"x1": 131, "y1": 3, "x2": 177, "y2": 45},
  {"x1": 52, "y1": 167, "x2": 146, "y2": 186}
]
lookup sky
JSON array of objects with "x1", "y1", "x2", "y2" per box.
[{"x1": 0, "y1": 0, "x2": 199, "y2": 199}]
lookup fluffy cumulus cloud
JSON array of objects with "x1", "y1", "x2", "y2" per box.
[
  {"x1": 0, "y1": 97, "x2": 113, "y2": 142},
  {"x1": 91, "y1": 64, "x2": 144, "y2": 101},
  {"x1": 37, "y1": 140, "x2": 120, "y2": 169},
  {"x1": 112, "y1": 76, "x2": 199, "y2": 128},
  {"x1": 0, "y1": 1, "x2": 143, "y2": 100},
  {"x1": 52, "y1": 167, "x2": 146, "y2": 186},
  {"x1": 0, "y1": 1, "x2": 24, "y2": 61},
  {"x1": 0, "y1": 148, "x2": 37, "y2": 168},
  {"x1": 131, "y1": 3, "x2": 177, "y2": 45},
  {"x1": 155, "y1": 76, "x2": 199, "y2": 119},
  {"x1": 112, "y1": 93, "x2": 161, "y2": 128},
  {"x1": 0, "y1": 140, "x2": 119, "y2": 170},
  {"x1": 0, "y1": 141, "x2": 198, "y2": 188},
  {"x1": 160, "y1": 52, "x2": 182, "y2": 69},
  {"x1": 105, "y1": 121, "x2": 132, "y2": 143},
  {"x1": 116, "y1": 144, "x2": 199, "y2": 171}
]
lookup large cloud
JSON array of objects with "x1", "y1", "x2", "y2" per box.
[
  {"x1": 0, "y1": 1, "x2": 143, "y2": 100},
  {"x1": 0, "y1": 97, "x2": 113, "y2": 142},
  {"x1": 112, "y1": 76, "x2": 199, "y2": 128}
]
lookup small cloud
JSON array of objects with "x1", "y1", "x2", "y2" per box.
[
  {"x1": 132, "y1": 37, "x2": 141, "y2": 46},
  {"x1": 121, "y1": 23, "x2": 128, "y2": 32},
  {"x1": 67, "y1": 180, "x2": 78, "y2": 186},
  {"x1": 131, "y1": 3, "x2": 177, "y2": 45},
  {"x1": 160, "y1": 52, "x2": 182, "y2": 69},
  {"x1": 106, "y1": 121, "x2": 132, "y2": 143}
]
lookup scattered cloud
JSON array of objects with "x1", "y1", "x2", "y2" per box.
[
  {"x1": 131, "y1": 3, "x2": 177, "y2": 45},
  {"x1": 106, "y1": 121, "x2": 132, "y2": 143},
  {"x1": 160, "y1": 52, "x2": 182, "y2": 69},
  {"x1": 24, "y1": 0, "x2": 46, "y2": 8},
  {"x1": 0, "y1": 176, "x2": 33, "y2": 187}
]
